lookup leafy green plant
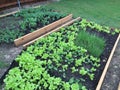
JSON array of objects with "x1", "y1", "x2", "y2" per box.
[
  {"x1": 0, "y1": 29, "x2": 21, "y2": 44},
  {"x1": 88, "y1": 73, "x2": 94, "y2": 80},
  {"x1": 0, "y1": 6, "x2": 65, "y2": 44},
  {"x1": 71, "y1": 67, "x2": 78, "y2": 73},
  {"x1": 17, "y1": 6, "x2": 65, "y2": 35},
  {"x1": 79, "y1": 67, "x2": 88, "y2": 76},
  {"x1": 71, "y1": 83, "x2": 80, "y2": 90},
  {"x1": 4, "y1": 19, "x2": 106, "y2": 90},
  {"x1": 78, "y1": 19, "x2": 120, "y2": 34}
]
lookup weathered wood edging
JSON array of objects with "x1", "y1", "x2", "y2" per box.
[
  {"x1": 14, "y1": 14, "x2": 73, "y2": 46},
  {"x1": 23, "y1": 17, "x2": 81, "y2": 48},
  {"x1": 118, "y1": 83, "x2": 120, "y2": 90},
  {"x1": 96, "y1": 34, "x2": 120, "y2": 90}
]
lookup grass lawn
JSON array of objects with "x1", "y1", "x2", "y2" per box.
[{"x1": 46, "y1": 0, "x2": 120, "y2": 28}]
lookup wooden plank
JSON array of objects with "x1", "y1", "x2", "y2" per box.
[
  {"x1": 23, "y1": 17, "x2": 81, "y2": 48},
  {"x1": 0, "y1": 10, "x2": 19, "y2": 18},
  {"x1": 14, "y1": 14, "x2": 73, "y2": 46},
  {"x1": 0, "y1": 2, "x2": 18, "y2": 9},
  {"x1": 118, "y1": 83, "x2": 120, "y2": 90},
  {"x1": 0, "y1": 5, "x2": 41, "y2": 18},
  {"x1": 96, "y1": 34, "x2": 120, "y2": 90}
]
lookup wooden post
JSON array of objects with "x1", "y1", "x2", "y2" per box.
[{"x1": 14, "y1": 14, "x2": 73, "y2": 46}]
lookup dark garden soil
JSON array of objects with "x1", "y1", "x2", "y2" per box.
[{"x1": 47, "y1": 28, "x2": 119, "y2": 90}]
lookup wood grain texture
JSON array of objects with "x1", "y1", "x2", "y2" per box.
[
  {"x1": 14, "y1": 14, "x2": 72, "y2": 46},
  {"x1": 96, "y1": 34, "x2": 120, "y2": 90},
  {"x1": 118, "y1": 83, "x2": 120, "y2": 90},
  {"x1": 23, "y1": 17, "x2": 81, "y2": 48}
]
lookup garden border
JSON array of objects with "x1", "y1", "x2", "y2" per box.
[
  {"x1": 96, "y1": 34, "x2": 120, "y2": 90},
  {"x1": 14, "y1": 14, "x2": 73, "y2": 46},
  {"x1": 118, "y1": 83, "x2": 120, "y2": 90},
  {"x1": 23, "y1": 17, "x2": 81, "y2": 48}
]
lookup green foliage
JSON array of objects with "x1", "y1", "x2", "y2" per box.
[
  {"x1": 16, "y1": 6, "x2": 65, "y2": 34},
  {"x1": 79, "y1": 67, "x2": 88, "y2": 76},
  {"x1": 71, "y1": 83, "x2": 80, "y2": 90},
  {"x1": 4, "y1": 20, "x2": 105, "y2": 90},
  {"x1": 0, "y1": 29, "x2": 21, "y2": 44},
  {"x1": 4, "y1": 52, "x2": 87, "y2": 90},
  {"x1": 0, "y1": 6, "x2": 65, "y2": 44},
  {"x1": 75, "y1": 30, "x2": 106, "y2": 57},
  {"x1": 78, "y1": 19, "x2": 120, "y2": 34}
]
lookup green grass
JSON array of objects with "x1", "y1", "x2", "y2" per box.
[
  {"x1": 75, "y1": 30, "x2": 106, "y2": 57},
  {"x1": 46, "y1": 0, "x2": 120, "y2": 28}
]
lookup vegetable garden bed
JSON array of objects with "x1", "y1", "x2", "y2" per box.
[
  {"x1": 0, "y1": 6, "x2": 67, "y2": 45},
  {"x1": 0, "y1": 17, "x2": 120, "y2": 90},
  {"x1": 14, "y1": 14, "x2": 72, "y2": 46}
]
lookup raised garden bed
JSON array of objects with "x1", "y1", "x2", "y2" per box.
[
  {"x1": 0, "y1": 17, "x2": 120, "y2": 90},
  {"x1": 0, "y1": 6, "x2": 68, "y2": 45},
  {"x1": 14, "y1": 14, "x2": 73, "y2": 46}
]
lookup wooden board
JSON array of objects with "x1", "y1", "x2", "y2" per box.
[
  {"x1": 23, "y1": 17, "x2": 81, "y2": 48},
  {"x1": 14, "y1": 14, "x2": 73, "y2": 46},
  {"x1": 96, "y1": 34, "x2": 120, "y2": 90},
  {"x1": 118, "y1": 83, "x2": 120, "y2": 90},
  {"x1": 0, "y1": 10, "x2": 19, "y2": 18}
]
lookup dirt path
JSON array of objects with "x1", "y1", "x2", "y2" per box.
[
  {"x1": 0, "y1": 44, "x2": 22, "y2": 90},
  {"x1": 101, "y1": 40, "x2": 120, "y2": 90},
  {"x1": 0, "y1": 44, "x2": 22, "y2": 78}
]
